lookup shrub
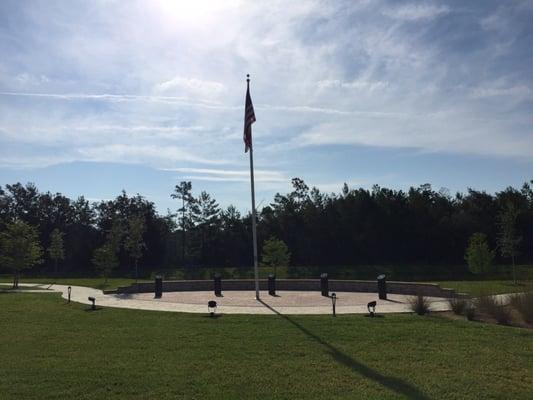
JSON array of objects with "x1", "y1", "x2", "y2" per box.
[
  {"x1": 509, "y1": 292, "x2": 533, "y2": 323},
  {"x1": 464, "y1": 232, "x2": 495, "y2": 275},
  {"x1": 475, "y1": 295, "x2": 511, "y2": 325},
  {"x1": 465, "y1": 305, "x2": 476, "y2": 321},
  {"x1": 409, "y1": 294, "x2": 431, "y2": 315},
  {"x1": 448, "y1": 297, "x2": 469, "y2": 315}
]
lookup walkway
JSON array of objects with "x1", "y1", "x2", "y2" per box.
[{"x1": 0, "y1": 282, "x2": 515, "y2": 315}]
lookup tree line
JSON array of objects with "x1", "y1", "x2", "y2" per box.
[{"x1": 0, "y1": 179, "x2": 531, "y2": 282}]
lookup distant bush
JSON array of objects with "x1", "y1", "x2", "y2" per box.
[
  {"x1": 409, "y1": 295, "x2": 431, "y2": 315},
  {"x1": 465, "y1": 304, "x2": 476, "y2": 321},
  {"x1": 475, "y1": 295, "x2": 511, "y2": 325},
  {"x1": 465, "y1": 232, "x2": 495, "y2": 275},
  {"x1": 448, "y1": 297, "x2": 469, "y2": 315},
  {"x1": 509, "y1": 291, "x2": 533, "y2": 323}
]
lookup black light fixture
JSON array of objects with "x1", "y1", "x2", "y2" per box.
[
  {"x1": 208, "y1": 300, "x2": 217, "y2": 317},
  {"x1": 367, "y1": 301, "x2": 376, "y2": 317},
  {"x1": 67, "y1": 286, "x2": 71, "y2": 303},
  {"x1": 331, "y1": 292, "x2": 337, "y2": 317},
  {"x1": 88, "y1": 296, "x2": 96, "y2": 310}
]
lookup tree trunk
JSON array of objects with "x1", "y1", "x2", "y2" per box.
[{"x1": 13, "y1": 273, "x2": 19, "y2": 289}]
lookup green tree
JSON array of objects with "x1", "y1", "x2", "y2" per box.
[
  {"x1": 92, "y1": 243, "x2": 118, "y2": 284},
  {"x1": 195, "y1": 191, "x2": 220, "y2": 265},
  {"x1": 171, "y1": 181, "x2": 194, "y2": 266},
  {"x1": 124, "y1": 216, "x2": 146, "y2": 283},
  {"x1": 0, "y1": 221, "x2": 43, "y2": 288},
  {"x1": 497, "y1": 202, "x2": 522, "y2": 284},
  {"x1": 464, "y1": 232, "x2": 494, "y2": 275},
  {"x1": 47, "y1": 228, "x2": 65, "y2": 276},
  {"x1": 260, "y1": 237, "x2": 291, "y2": 276}
]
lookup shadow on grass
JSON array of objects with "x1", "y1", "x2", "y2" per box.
[
  {"x1": 84, "y1": 307, "x2": 103, "y2": 312},
  {"x1": 202, "y1": 314, "x2": 222, "y2": 319},
  {"x1": 258, "y1": 299, "x2": 431, "y2": 400}
]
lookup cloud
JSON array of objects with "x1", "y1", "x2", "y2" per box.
[
  {"x1": 470, "y1": 85, "x2": 533, "y2": 100},
  {"x1": 317, "y1": 79, "x2": 389, "y2": 92},
  {"x1": 154, "y1": 76, "x2": 225, "y2": 99},
  {"x1": 0, "y1": 0, "x2": 532, "y2": 175},
  {"x1": 160, "y1": 167, "x2": 286, "y2": 182},
  {"x1": 76, "y1": 144, "x2": 229, "y2": 166},
  {"x1": 382, "y1": 4, "x2": 450, "y2": 21}
]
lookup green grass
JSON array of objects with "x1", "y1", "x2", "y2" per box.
[
  {"x1": 1, "y1": 275, "x2": 530, "y2": 296},
  {"x1": 433, "y1": 280, "x2": 532, "y2": 296},
  {"x1": 1, "y1": 293, "x2": 532, "y2": 399},
  {"x1": 0, "y1": 286, "x2": 50, "y2": 292},
  {"x1": 0, "y1": 277, "x2": 150, "y2": 291}
]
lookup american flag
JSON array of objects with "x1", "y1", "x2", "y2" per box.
[{"x1": 243, "y1": 80, "x2": 256, "y2": 153}]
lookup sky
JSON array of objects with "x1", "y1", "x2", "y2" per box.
[{"x1": 0, "y1": 0, "x2": 532, "y2": 213}]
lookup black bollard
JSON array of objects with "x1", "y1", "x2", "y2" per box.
[
  {"x1": 154, "y1": 275, "x2": 163, "y2": 299},
  {"x1": 377, "y1": 274, "x2": 387, "y2": 300},
  {"x1": 214, "y1": 273, "x2": 222, "y2": 296},
  {"x1": 268, "y1": 274, "x2": 276, "y2": 296},
  {"x1": 320, "y1": 273, "x2": 329, "y2": 296},
  {"x1": 67, "y1": 286, "x2": 71, "y2": 303}
]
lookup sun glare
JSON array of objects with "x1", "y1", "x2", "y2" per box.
[{"x1": 152, "y1": 0, "x2": 240, "y2": 28}]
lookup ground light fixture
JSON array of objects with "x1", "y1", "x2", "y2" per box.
[
  {"x1": 67, "y1": 286, "x2": 71, "y2": 303},
  {"x1": 367, "y1": 301, "x2": 376, "y2": 317},
  {"x1": 88, "y1": 296, "x2": 96, "y2": 310},
  {"x1": 208, "y1": 300, "x2": 217, "y2": 317},
  {"x1": 331, "y1": 292, "x2": 337, "y2": 317}
]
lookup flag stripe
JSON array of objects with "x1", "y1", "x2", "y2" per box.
[{"x1": 243, "y1": 84, "x2": 255, "y2": 152}]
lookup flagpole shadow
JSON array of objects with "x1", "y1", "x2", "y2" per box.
[{"x1": 257, "y1": 299, "x2": 431, "y2": 400}]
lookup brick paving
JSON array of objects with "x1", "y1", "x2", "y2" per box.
[{"x1": 2, "y1": 282, "x2": 515, "y2": 315}]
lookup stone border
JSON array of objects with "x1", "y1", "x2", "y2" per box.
[{"x1": 109, "y1": 279, "x2": 463, "y2": 298}]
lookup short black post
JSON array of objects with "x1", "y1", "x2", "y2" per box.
[
  {"x1": 367, "y1": 301, "x2": 376, "y2": 317},
  {"x1": 208, "y1": 300, "x2": 217, "y2": 317},
  {"x1": 214, "y1": 273, "x2": 222, "y2": 296},
  {"x1": 377, "y1": 274, "x2": 387, "y2": 300},
  {"x1": 67, "y1": 286, "x2": 71, "y2": 303},
  {"x1": 154, "y1": 275, "x2": 163, "y2": 299},
  {"x1": 320, "y1": 273, "x2": 329, "y2": 296},
  {"x1": 88, "y1": 296, "x2": 96, "y2": 310},
  {"x1": 331, "y1": 292, "x2": 337, "y2": 317},
  {"x1": 268, "y1": 274, "x2": 276, "y2": 296}
]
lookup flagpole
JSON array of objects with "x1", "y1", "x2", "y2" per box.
[{"x1": 247, "y1": 75, "x2": 260, "y2": 300}]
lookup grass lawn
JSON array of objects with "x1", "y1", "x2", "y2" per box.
[
  {"x1": 0, "y1": 293, "x2": 532, "y2": 399},
  {"x1": 0, "y1": 277, "x2": 150, "y2": 291},
  {"x1": 433, "y1": 280, "x2": 532, "y2": 296}
]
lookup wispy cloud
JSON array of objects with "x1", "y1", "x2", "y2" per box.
[
  {"x1": 160, "y1": 167, "x2": 286, "y2": 182},
  {"x1": 154, "y1": 76, "x2": 225, "y2": 99},
  {"x1": 382, "y1": 4, "x2": 450, "y2": 21}
]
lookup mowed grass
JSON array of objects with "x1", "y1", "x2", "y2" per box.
[
  {"x1": 1, "y1": 293, "x2": 532, "y2": 399},
  {"x1": 0, "y1": 277, "x2": 149, "y2": 291},
  {"x1": 433, "y1": 280, "x2": 532, "y2": 296}
]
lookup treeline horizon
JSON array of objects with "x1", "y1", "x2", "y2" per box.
[{"x1": 0, "y1": 179, "x2": 532, "y2": 279}]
